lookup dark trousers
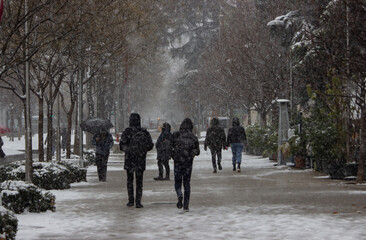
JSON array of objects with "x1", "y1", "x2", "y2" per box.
[
  {"x1": 96, "y1": 154, "x2": 109, "y2": 181},
  {"x1": 174, "y1": 162, "x2": 193, "y2": 209},
  {"x1": 210, "y1": 148, "x2": 222, "y2": 170},
  {"x1": 126, "y1": 169, "x2": 144, "y2": 204},
  {"x1": 157, "y1": 159, "x2": 170, "y2": 178}
]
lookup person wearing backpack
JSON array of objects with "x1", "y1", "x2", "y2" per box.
[
  {"x1": 154, "y1": 122, "x2": 173, "y2": 181},
  {"x1": 172, "y1": 118, "x2": 200, "y2": 212},
  {"x1": 120, "y1": 113, "x2": 154, "y2": 208},
  {"x1": 227, "y1": 117, "x2": 247, "y2": 173},
  {"x1": 92, "y1": 129, "x2": 114, "y2": 182},
  {"x1": 204, "y1": 118, "x2": 227, "y2": 173}
]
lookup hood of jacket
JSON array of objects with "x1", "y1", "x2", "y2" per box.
[
  {"x1": 162, "y1": 122, "x2": 171, "y2": 133},
  {"x1": 232, "y1": 117, "x2": 240, "y2": 127},
  {"x1": 129, "y1": 113, "x2": 141, "y2": 128},
  {"x1": 179, "y1": 118, "x2": 194, "y2": 132},
  {"x1": 211, "y1": 118, "x2": 220, "y2": 127}
]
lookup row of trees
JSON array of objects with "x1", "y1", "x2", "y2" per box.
[
  {"x1": 0, "y1": 0, "x2": 176, "y2": 181},
  {"x1": 173, "y1": 0, "x2": 365, "y2": 182}
]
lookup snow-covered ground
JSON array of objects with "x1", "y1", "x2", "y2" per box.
[{"x1": 12, "y1": 147, "x2": 366, "y2": 240}]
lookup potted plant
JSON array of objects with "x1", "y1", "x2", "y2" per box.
[{"x1": 288, "y1": 134, "x2": 307, "y2": 169}]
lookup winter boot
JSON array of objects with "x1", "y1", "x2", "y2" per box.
[
  {"x1": 213, "y1": 168, "x2": 217, "y2": 173},
  {"x1": 237, "y1": 163, "x2": 241, "y2": 173},
  {"x1": 135, "y1": 202, "x2": 144, "y2": 208},
  {"x1": 164, "y1": 175, "x2": 170, "y2": 181},
  {"x1": 126, "y1": 200, "x2": 134, "y2": 207},
  {"x1": 177, "y1": 196, "x2": 183, "y2": 209},
  {"x1": 154, "y1": 176, "x2": 164, "y2": 181},
  {"x1": 233, "y1": 164, "x2": 236, "y2": 172},
  {"x1": 218, "y1": 163, "x2": 222, "y2": 170}
]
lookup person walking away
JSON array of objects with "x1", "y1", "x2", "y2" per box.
[
  {"x1": 61, "y1": 127, "x2": 68, "y2": 153},
  {"x1": 0, "y1": 136, "x2": 5, "y2": 159},
  {"x1": 227, "y1": 117, "x2": 247, "y2": 173},
  {"x1": 154, "y1": 122, "x2": 173, "y2": 181},
  {"x1": 172, "y1": 118, "x2": 200, "y2": 212},
  {"x1": 120, "y1": 113, "x2": 154, "y2": 208},
  {"x1": 204, "y1": 118, "x2": 227, "y2": 173},
  {"x1": 92, "y1": 129, "x2": 114, "y2": 182}
]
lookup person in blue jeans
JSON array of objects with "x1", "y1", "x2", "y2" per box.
[{"x1": 227, "y1": 117, "x2": 247, "y2": 172}]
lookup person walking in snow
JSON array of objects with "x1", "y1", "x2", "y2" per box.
[
  {"x1": 172, "y1": 118, "x2": 200, "y2": 212},
  {"x1": 120, "y1": 113, "x2": 154, "y2": 208},
  {"x1": 154, "y1": 122, "x2": 173, "y2": 181},
  {"x1": 227, "y1": 117, "x2": 247, "y2": 173},
  {"x1": 61, "y1": 127, "x2": 68, "y2": 153},
  {"x1": 92, "y1": 129, "x2": 114, "y2": 182},
  {"x1": 204, "y1": 118, "x2": 227, "y2": 173}
]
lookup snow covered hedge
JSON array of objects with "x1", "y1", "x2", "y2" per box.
[
  {"x1": 0, "y1": 160, "x2": 87, "y2": 190},
  {"x1": 0, "y1": 206, "x2": 18, "y2": 240},
  {"x1": 0, "y1": 180, "x2": 55, "y2": 214}
]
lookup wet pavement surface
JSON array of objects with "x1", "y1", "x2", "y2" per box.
[{"x1": 16, "y1": 145, "x2": 366, "y2": 240}]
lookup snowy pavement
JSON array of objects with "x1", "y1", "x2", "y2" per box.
[{"x1": 15, "y1": 146, "x2": 366, "y2": 240}]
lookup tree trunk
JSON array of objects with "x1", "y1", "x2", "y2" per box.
[
  {"x1": 46, "y1": 103, "x2": 53, "y2": 162},
  {"x1": 38, "y1": 97, "x2": 44, "y2": 162},
  {"x1": 73, "y1": 99, "x2": 80, "y2": 155},
  {"x1": 260, "y1": 110, "x2": 267, "y2": 128},
  {"x1": 356, "y1": 104, "x2": 365, "y2": 183},
  {"x1": 66, "y1": 104, "x2": 74, "y2": 159},
  {"x1": 23, "y1": 101, "x2": 33, "y2": 182}
]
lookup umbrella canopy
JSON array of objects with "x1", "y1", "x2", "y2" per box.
[
  {"x1": 80, "y1": 117, "x2": 113, "y2": 134},
  {"x1": 0, "y1": 125, "x2": 11, "y2": 134}
]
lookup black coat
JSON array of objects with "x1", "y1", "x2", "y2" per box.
[
  {"x1": 92, "y1": 131, "x2": 114, "y2": 156},
  {"x1": 120, "y1": 113, "x2": 154, "y2": 171},
  {"x1": 204, "y1": 118, "x2": 226, "y2": 151},
  {"x1": 172, "y1": 118, "x2": 200, "y2": 165},
  {"x1": 227, "y1": 117, "x2": 247, "y2": 145},
  {"x1": 156, "y1": 123, "x2": 173, "y2": 161}
]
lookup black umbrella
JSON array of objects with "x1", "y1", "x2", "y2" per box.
[{"x1": 80, "y1": 117, "x2": 114, "y2": 134}]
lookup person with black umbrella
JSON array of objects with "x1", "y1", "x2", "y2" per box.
[
  {"x1": 119, "y1": 113, "x2": 154, "y2": 208},
  {"x1": 92, "y1": 129, "x2": 114, "y2": 182}
]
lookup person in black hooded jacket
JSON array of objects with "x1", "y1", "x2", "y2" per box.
[
  {"x1": 204, "y1": 118, "x2": 227, "y2": 173},
  {"x1": 172, "y1": 118, "x2": 200, "y2": 212},
  {"x1": 227, "y1": 117, "x2": 247, "y2": 172},
  {"x1": 120, "y1": 113, "x2": 154, "y2": 208},
  {"x1": 154, "y1": 122, "x2": 173, "y2": 181}
]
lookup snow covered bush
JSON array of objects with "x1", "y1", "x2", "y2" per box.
[
  {"x1": 0, "y1": 180, "x2": 55, "y2": 214},
  {"x1": 0, "y1": 160, "x2": 87, "y2": 190},
  {"x1": 0, "y1": 206, "x2": 18, "y2": 240}
]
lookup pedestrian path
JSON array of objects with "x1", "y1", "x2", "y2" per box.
[{"x1": 15, "y1": 146, "x2": 366, "y2": 240}]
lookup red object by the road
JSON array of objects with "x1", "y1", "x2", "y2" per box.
[
  {"x1": 0, "y1": 125, "x2": 11, "y2": 134},
  {"x1": 0, "y1": 0, "x2": 4, "y2": 23}
]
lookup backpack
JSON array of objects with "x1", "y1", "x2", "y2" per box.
[
  {"x1": 174, "y1": 132, "x2": 195, "y2": 161},
  {"x1": 129, "y1": 131, "x2": 148, "y2": 156}
]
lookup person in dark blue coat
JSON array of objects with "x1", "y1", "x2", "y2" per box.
[
  {"x1": 154, "y1": 122, "x2": 173, "y2": 181},
  {"x1": 120, "y1": 113, "x2": 154, "y2": 208},
  {"x1": 172, "y1": 118, "x2": 200, "y2": 212},
  {"x1": 227, "y1": 117, "x2": 247, "y2": 172},
  {"x1": 92, "y1": 129, "x2": 114, "y2": 181},
  {"x1": 204, "y1": 118, "x2": 227, "y2": 173}
]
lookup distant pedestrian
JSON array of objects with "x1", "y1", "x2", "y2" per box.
[
  {"x1": 227, "y1": 117, "x2": 247, "y2": 173},
  {"x1": 120, "y1": 113, "x2": 154, "y2": 208},
  {"x1": 154, "y1": 122, "x2": 173, "y2": 181},
  {"x1": 61, "y1": 127, "x2": 68, "y2": 152},
  {"x1": 172, "y1": 118, "x2": 200, "y2": 212},
  {"x1": 204, "y1": 118, "x2": 226, "y2": 173},
  {"x1": 0, "y1": 136, "x2": 5, "y2": 158},
  {"x1": 92, "y1": 129, "x2": 114, "y2": 182}
]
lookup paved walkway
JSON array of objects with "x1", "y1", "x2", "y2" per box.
[{"x1": 16, "y1": 146, "x2": 366, "y2": 240}]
